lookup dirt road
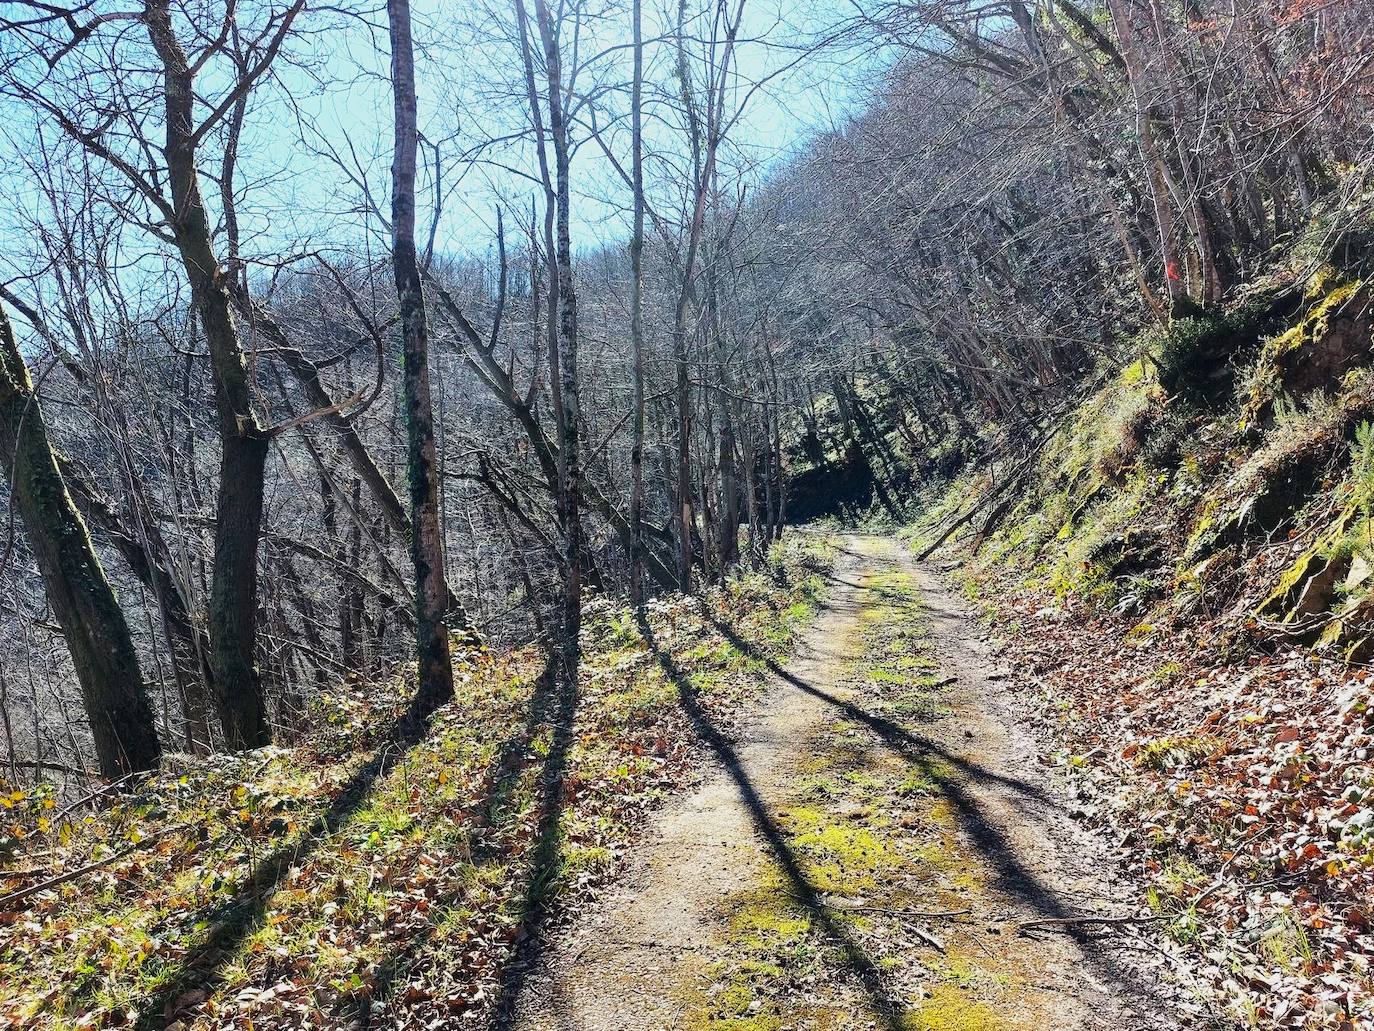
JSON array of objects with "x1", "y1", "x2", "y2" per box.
[{"x1": 507, "y1": 534, "x2": 1176, "y2": 1030}]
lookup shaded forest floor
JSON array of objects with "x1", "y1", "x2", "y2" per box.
[{"x1": 508, "y1": 535, "x2": 1176, "y2": 1031}]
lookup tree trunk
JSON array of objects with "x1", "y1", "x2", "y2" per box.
[
  {"x1": 387, "y1": 0, "x2": 457, "y2": 716},
  {"x1": 344, "y1": 480, "x2": 366, "y2": 670},
  {"x1": 532, "y1": 0, "x2": 584, "y2": 694},
  {"x1": 1104, "y1": 0, "x2": 1189, "y2": 307},
  {"x1": 145, "y1": 0, "x2": 271, "y2": 749},
  {"x1": 674, "y1": 326, "x2": 694, "y2": 591},
  {"x1": 718, "y1": 408, "x2": 739, "y2": 572},
  {"x1": 0, "y1": 303, "x2": 161, "y2": 779},
  {"x1": 628, "y1": 0, "x2": 647, "y2": 608},
  {"x1": 61, "y1": 460, "x2": 213, "y2": 753}
]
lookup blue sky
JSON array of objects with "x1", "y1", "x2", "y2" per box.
[
  {"x1": 283, "y1": 0, "x2": 883, "y2": 255},
  {"x1": 0, "y1": 0, "x2": 884, "y2": 305}
]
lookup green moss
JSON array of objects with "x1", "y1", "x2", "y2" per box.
[
  {"x1": 1242, "y1": 269, "x2": 1370, "y2": 424},
  {"x1": 903, "y1": 984, "x2": 1001, "y2": 1031},
  {"x1": 729, "y1": 889, "x2": 812, "y2": 942},
  {"x1": 702, "y1": 1015, "x2": 784, "y2": 1031},
  {"x1": 947, "y1": 365, "x2": 1174, "y2": 608},
  {"x1": 1120, "y1": 358, "x2": 1149, "y2": 387},
  {"x1": 1148, "y1": 302, "x2": 1268, "y2": 408}
]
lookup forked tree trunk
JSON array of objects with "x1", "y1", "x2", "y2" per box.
[
  {"x1": 1104, "y1": 0, "x2": 1189, "y2": 307},
  {"x1": 387, "y1": 0, "x2": 457, "y2": 715},
  {"x1": 145, "y1": 0, "x2": 272, "y2": 749},
  {"x1": 0, "y1": 303, "x2": 161, "y2": 779}
]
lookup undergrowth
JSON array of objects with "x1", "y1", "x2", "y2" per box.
[{"x1": 904, "y1": 259, "x2": 1374, "y2": 1029}]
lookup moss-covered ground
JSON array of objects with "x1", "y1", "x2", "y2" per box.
[{"x1": 679, "y1": 570, "x2": 1049, "y2": 1031}]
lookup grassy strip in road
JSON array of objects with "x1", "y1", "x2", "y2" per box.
[{"x1": 681, "y1": 570, "x2": 1035, "y2": 1031}]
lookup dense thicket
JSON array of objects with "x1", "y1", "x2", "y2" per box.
[{"x1": 0, "y1": 0, "x2": 1369, "y2": 782}]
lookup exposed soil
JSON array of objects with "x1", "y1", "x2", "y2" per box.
[{"x1": 505, "y1": 534, "x2": 1182, "y2": 1030}]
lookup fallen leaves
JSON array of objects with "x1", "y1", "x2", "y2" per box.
[{"x1": 981, "y1": 584, "x2": 1374, "y2": 1030}]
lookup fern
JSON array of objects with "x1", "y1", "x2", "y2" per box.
[{"x1": 1353, "y1": 421, "x2": 1374, "y2": 524}]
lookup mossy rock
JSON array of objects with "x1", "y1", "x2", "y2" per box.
[
  {"x1": 1093, "y1": 526, "x2": 1166, "y2": 581},
  {"x1": 1329, "y1": 224, "x2": 1374, "y2": 277},
  {"x1": 1257, "y1": 506, "x2": 1359, "y2": 627},
  {"x1": 1188, "y1": 427, "x2": 1350, "y2": 564},
  {"x1": 1244, "y1": 271, "x2": 1373, "y2": 425}
]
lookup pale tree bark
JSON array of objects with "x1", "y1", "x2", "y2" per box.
[
  {"x1": 671, "y1": 0, "x2": 745, "y2": 592},
  {"x1": 531, "y1": 0, "x2": 584, "y2": 692},
  {"x1": 672, "y1": 0, "x2": 700, "y2": 593},
  {"x1": 511, "y1": 0, "x2": 564, "y2": 443},
  {"x1": 628, "y1": 0, "x2": 647, "y2": 608},
  {"x1": 387, "y1": 0, "x2": 458, "y2": 715},
  {"x1": 0, "y1": 302, "x2": 161, "y2": 779},
  {"x1": 1104, "y1": 0, "x2": 1188, "y2": 307}
]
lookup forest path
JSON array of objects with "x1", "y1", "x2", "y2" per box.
[{"x1": 504, "y1": 534, "x2": 1174, "y2": 1031}]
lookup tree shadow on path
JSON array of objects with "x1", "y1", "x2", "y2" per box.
[
  {"x1": 707, "y1": 609, "x2": 1056, "y2": 806},
  {"x1": 634, "y1": 611, "x2": 908, "y2": 1031},
  {"x1": 703, "y1": 599, "x2": 1176, "y2": 1020}
]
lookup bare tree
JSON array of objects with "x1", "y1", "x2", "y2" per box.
[
  {"x1": 628, "y1": 0, "x2": 648, "y2": 608},
  {"x1": 0, "y1": 301, "x2": 160, "y2": 778},
  {"x1": 387, "y1": 0, "x2": 459, "y2": 713}
]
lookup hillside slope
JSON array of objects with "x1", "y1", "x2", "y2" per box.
[
  {"x1": 913, "y1": 238, "x2": 1374, "y2": 1029},
  {"x1": 0, "y1": 540, "x2": 832, "y2": 1030}
]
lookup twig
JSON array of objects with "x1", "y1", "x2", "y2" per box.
[
  {"x1": 0, "y1": 866, "x2": 51, "y2": 880},
  {"x1": 910, "y1": 925, "x2": 946, "y2": 952},
  {"x1": 788, "y1": 893, "x2": 971, "y2": 921},
  {"x1": 1018, "y1": 914, "x2": 1163, "y2": 934},
  {"x1": 6, "y1": 759, "x2": 98, "y2": 780},
  {"x1": 52, "y1": 770, "x2": 140, "y2": 824},
  {"x1": 0, "y1": 822, "x2": 186, "y2": 909}
]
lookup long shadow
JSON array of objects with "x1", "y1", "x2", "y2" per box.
[
  {"x1": 704, "y1": 610, "x2": 1180, "y2": 1017},
  {"x1": 332, "y1": 652, "x2": 574, "y2": 1029},
  {"x1": 635, "y1": 612, "x2": 907, "y2": 1031},
  {"x1": 131, "y1": 692, "x2": 452, "y2": 1031},
  {"x1": 706, "y1": 611, "x2": 1056, "y2": 806},
  {"x1": 487, "y1": 651, "x2": 579, "y2": 1030}
]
